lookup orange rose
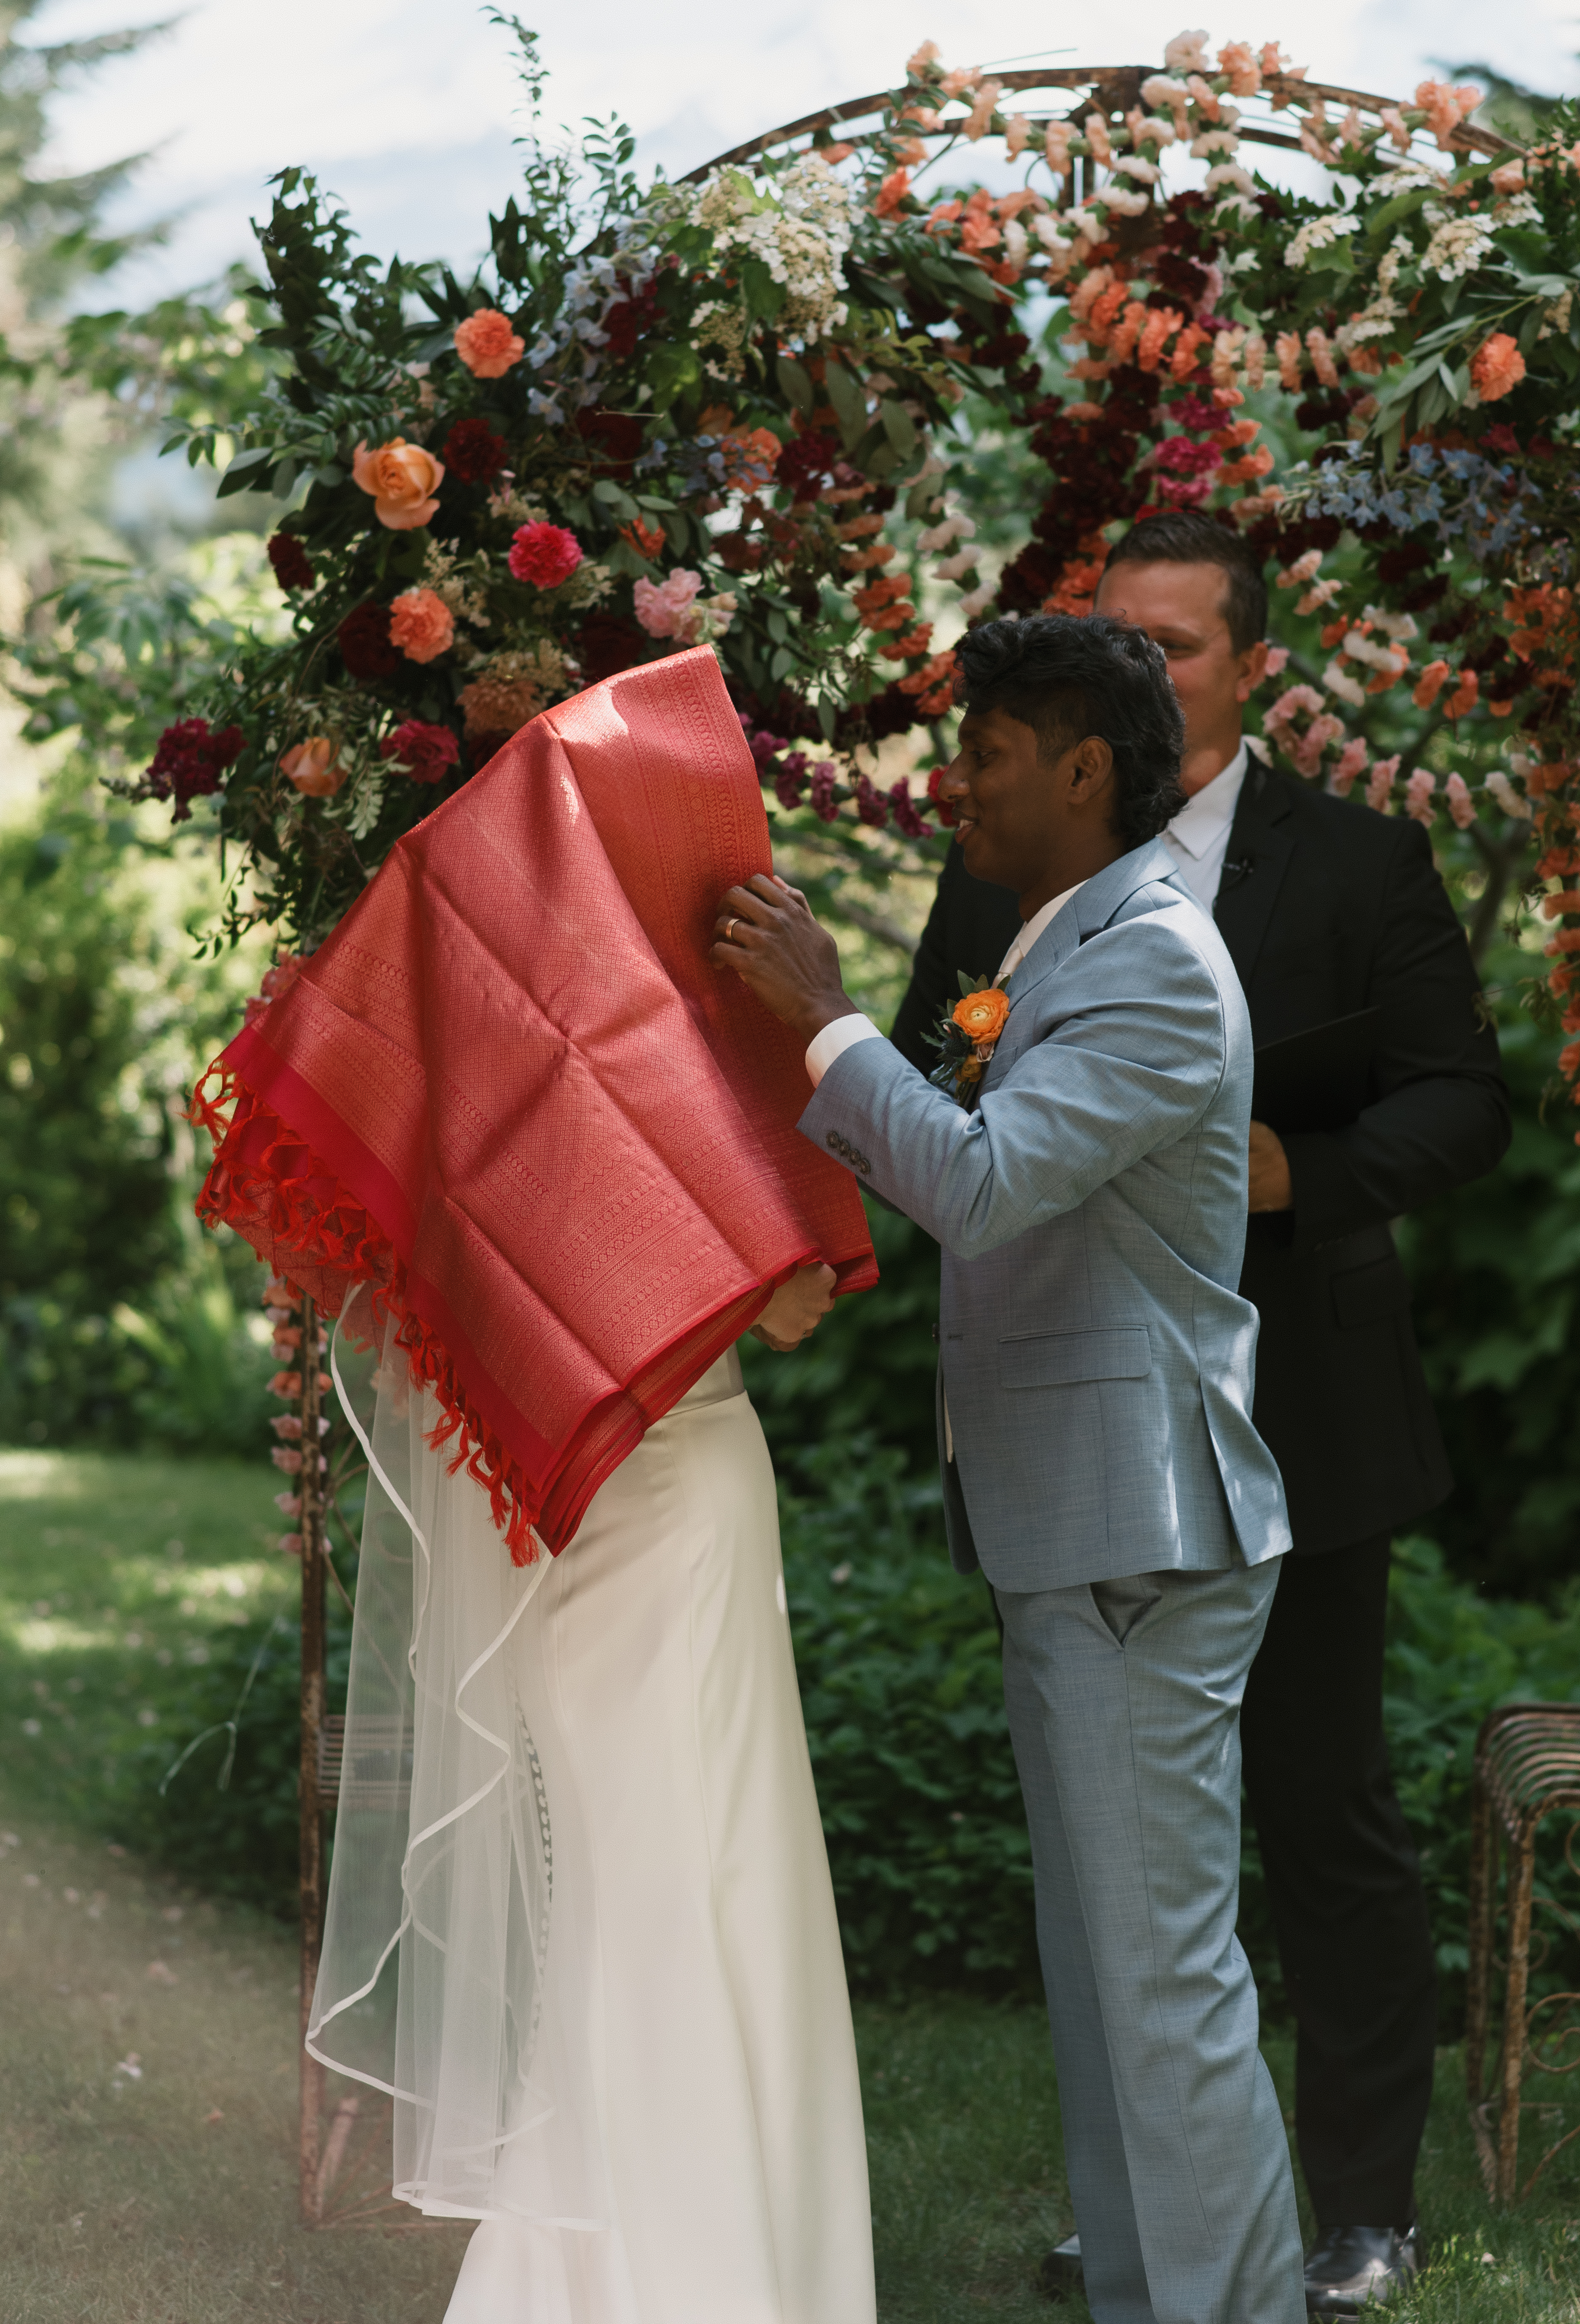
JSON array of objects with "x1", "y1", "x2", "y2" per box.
[
  {"x1": 279, "y1": 737, "x2": 347, "y2": 798},
  {"x1": 388, "y1": 586, "x2": 454, "y2": 663},
  {"x1": 351, "y1": 437, "x2": 444, "y2": 530},
  {"x1": 952, "y1": 987, "x2": 1010, "y2": 1043},
  {"x1": 453, "y1": 308, "x2": 525, "y2": 378}
]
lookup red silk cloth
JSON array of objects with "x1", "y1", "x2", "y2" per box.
[{"x1": 192, "y1": 647, "x2": 876, "y2": 1559}]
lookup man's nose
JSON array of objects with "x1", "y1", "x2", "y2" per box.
[{"x1": 935, "y1": 753, "x2": 970, "y2": 805}]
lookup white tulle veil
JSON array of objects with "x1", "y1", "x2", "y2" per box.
[{"x1": 308, "y1": 1285, "x2": 611, "y2": 2224}]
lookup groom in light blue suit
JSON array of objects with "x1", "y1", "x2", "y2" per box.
[{"x1": 714, "y1": 613, "x2": 1305, "y2": 2324}]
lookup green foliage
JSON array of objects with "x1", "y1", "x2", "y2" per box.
[
  {"x1": 1401, "y1": 954, "x2": 1580, "y2": 1599},
  {"x1": 780, "y1": 1437, "x2": 1036, "y2": 1992},
  {"x1": 0, "y1": 787, "x2": 270, "y2": 1446}
]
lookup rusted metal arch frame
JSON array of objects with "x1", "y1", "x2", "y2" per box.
[{"x1": 683, "y1": 67, "x2": 1521, "y2": 182}]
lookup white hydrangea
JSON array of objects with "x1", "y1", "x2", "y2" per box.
[
  {"x1": 690, "y1": 151, "x2": 854, "y2": 346},
  {"x1": 1286, "y1": 212, "x2": 1362, "y2": 268},
  {"x1": 1493, "y1": 192, "x2": 1542, "y2": 230},
  {"x1": 1370, "y1": 161, "x2": 1445, "y2": 197},
  {"x1": 1421, "y1": 208, "x2": 1495, "y2": 280}
]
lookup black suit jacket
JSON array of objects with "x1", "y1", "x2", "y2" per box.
[{"x1": 890, "y1": 765, "x2": 1512, "y2": 1554}]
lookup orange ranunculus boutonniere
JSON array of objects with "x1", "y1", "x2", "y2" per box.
[
  {"x1": 953, "y1": 987, "x2": 1010, "y2": 1044},
  {"x1": 927, "y1": 972, "x2": 1013, "y2": 1106}
]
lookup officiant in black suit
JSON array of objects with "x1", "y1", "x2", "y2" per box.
[{"x1": 890, "y1": 510, "x2": 1510, "y2": 2318}]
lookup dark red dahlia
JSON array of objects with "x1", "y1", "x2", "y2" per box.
[
  {"x1": 775, "y1": 429, "x2": 840, "y2": 502},
  {"x1": 266, "y1": 532, "x2": 315, "y2": 591},
  {"x1": 379, "y1": 718, "x2": 461, "y2": 785},
  {"x1": 337, "y1": 602, "x2": 400, "y2": 681},
  {"x1": 573, "y1": 405, "x2": 644, "y2": 472},
  {"x1": 145, "y1": 718, "x2": 244, "y2": 822},
  {"x1": 441, "y1": 416, "x2": 511, "y2": 484},
  {"x1": 574, "y1": 614, "x2": 647, "y2": 683}
]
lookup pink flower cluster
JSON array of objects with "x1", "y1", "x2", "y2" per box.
[{"x1": 634, "y1": 569, "x2": 704, "y2": 639}]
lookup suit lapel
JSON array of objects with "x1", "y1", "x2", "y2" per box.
[
  {"x1": 1004, "y1": 838, "x2": 1176, "y2": 1014},
  {"x1": 1213, "y1": 763, "x2": 1295, "y2": 990}
]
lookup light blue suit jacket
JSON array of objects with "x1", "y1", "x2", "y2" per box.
[{"x1": 798, "y1": 839, "x2": 1291, "y2": 1591}]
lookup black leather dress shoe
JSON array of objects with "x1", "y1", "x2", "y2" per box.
[
  {"x1": 1304, "y1": 2221, "x2": 1423, "y2": 2314},
  {"x1": 1036, "y1": 2232, "x2": 1084, "y2": 2302}
]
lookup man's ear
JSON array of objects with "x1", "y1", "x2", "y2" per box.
[
  {"x1": 1068, "y1": 733, "x2": 1116, "y2": 802},
  {"x1": 1236, "y1": 639, "x2": 1270, "y2": 704}
]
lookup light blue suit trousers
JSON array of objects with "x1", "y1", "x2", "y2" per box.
[{"x1": 1000, "y1": 1565, "x2": 1304, "y2": 2324}]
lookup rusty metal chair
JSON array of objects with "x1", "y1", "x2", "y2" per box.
[{"x1": 1466, "y1": 1702, "x2": 1580, "y2": 2201}]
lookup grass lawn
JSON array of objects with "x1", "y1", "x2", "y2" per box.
[{"x1": 5, "y1": 1451, "x2": 1580, "y2": 2319}]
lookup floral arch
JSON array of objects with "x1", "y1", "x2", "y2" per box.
[{"x1": 106, "y1": 27, "x2": 1578, "y2": 1087}]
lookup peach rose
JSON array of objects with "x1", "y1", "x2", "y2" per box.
[
  {"x1": 351, "y1": 437, "x2": 444, "y2": 530},
  {"x1": 953, "y1": 987, "x2": 1010, "y2": 1043},
  {"x1": 454, "y1": 308, "x2": 525, "y2": 378},
  {"x1": 388, "y1": 586, "x2": 454, "y2": 663},
  {"x1": 280, "y1": 737, "x2": 347, "y2": 798},
  {"x1": 1471, "y1": 332, "x2": 1526, "y2": 403}
]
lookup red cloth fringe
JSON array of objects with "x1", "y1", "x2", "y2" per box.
[{"x1": 190, "y1": 1063, "x2": 547, "y2": 1563}]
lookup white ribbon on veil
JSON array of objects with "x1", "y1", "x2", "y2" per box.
[{"x1": 309, "y1": 1286, "x2": 612, "y2": 2224}]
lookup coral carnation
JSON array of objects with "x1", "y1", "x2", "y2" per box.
[
  {"x1": 1471, "y1": 332, "x2": 1527, "y2": 402},
  {"x1": 508, "y1": 522, "x2": 583, "y2": 589},
  {"x1": 388, "y1": 587, "x2": 455, "y2": 664},
  {"x1": 379, "y1": 718, "x2": 460, "y2": 784},
  {"x1": 441, "y1": 416, "x2": 510, "y2": 483},
  {"x1": 266, "y1": 532, "x2": 314, "y2": 592},
  {"x1": 351, "y1": 437, "x2": 444, "y2": 529},
  {"x1": 454, "y1": 308, "x2": 525, "y2": 378}
]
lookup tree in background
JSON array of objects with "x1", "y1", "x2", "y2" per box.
[{"x1": 0, "y1": 5, "x2": 277, "y2": 1447}]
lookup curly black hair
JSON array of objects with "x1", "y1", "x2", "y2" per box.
[
  {"x1": 1101, "y1": 508, "x2": 1268, "y2": 654},
  {"x1": 954, "y1": 612, "x2": 1187, "y2": 847}
]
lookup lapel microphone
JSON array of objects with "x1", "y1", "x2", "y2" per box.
[{"x1": 1220, "y1": 855, "x2": 1254, "y2": 890}]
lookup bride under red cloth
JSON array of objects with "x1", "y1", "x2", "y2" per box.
[{"x1": 191, "y1": 646, "x2": 877, "y2": 1559}]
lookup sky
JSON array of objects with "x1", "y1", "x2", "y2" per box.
[{"x1": 30, "y1": 0, "x2": 1580, "y2": 308}]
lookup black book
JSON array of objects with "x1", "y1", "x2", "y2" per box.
[{"x1": 1251, "y1": 1008, "x2": 1379, "y2": 1136}]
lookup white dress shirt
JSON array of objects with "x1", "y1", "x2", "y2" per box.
[{"x1": 1161, "y1": 742, "x2": 1248, "y2": 911}]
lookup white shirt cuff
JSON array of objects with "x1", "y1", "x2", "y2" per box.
[{"x1": 805, "y1": 1013, "x2": 883, "y2": 1088}]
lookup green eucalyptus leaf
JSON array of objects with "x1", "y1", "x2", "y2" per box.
[
  {"x1": 776, "y1": 352, "x2": 816, "y2": 414},
  {"x1": 880, "y1": 399, "x2": 919, "y2": 459}
]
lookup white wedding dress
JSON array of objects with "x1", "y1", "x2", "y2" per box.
[{"x1": 312, "y1": 1317, "x2": 875, "y2": 2324}]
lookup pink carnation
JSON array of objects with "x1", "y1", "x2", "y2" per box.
[
  {"x1": 388, "y1": 587, "x2": 454, "y2": 664},
  {"x1": 509, "y1": 522, "x2": 583, "y2": 589},
  {"x1": 1332, "y1": 738, "x2": 1369, "y2": 796},
  {"x1": 1405, "y1": 769, "x2": 1437, "y2": 825},
  {"x1": 633, "y1": 569, "x2": 705, "y2": 639},
  {"x1": 1152, "y1": 435, "x2": 1222, "y2": 475},
  {"x1": 454, "y1": 307, "x2": 525, "y2": 378},
  {"x1": 1367, "y1": 755, "x2": 1401, "y2": 812},
  {"x1": 1263, "y1": 646, "x2": 1290, "y2": 678},
  {"x1": 1266, "y1": 683, "x2": 1325, "y2": 729},
  {"x1": 1445, "y1": 771, "x2": 1477, "y2": 829}
]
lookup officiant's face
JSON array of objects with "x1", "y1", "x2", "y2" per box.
[{"x1": 1093, "y1": 559, "x2": 1266, "y2": 793}]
